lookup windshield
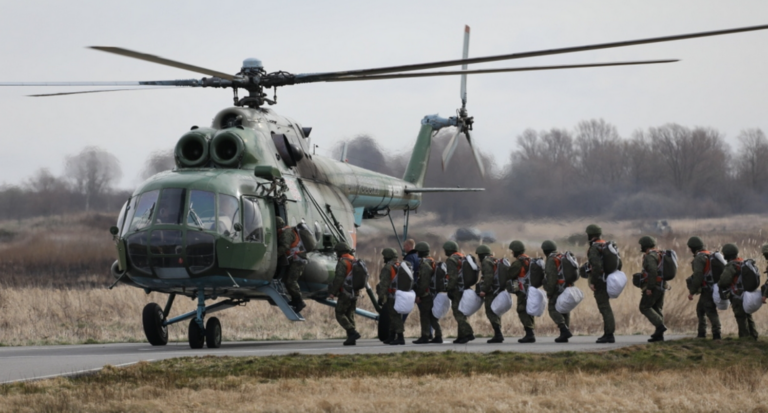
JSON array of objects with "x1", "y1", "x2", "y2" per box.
[
  {"x1": 153, "y1": 188, "x2": 186, "y2": 225},
  {"x1": 187, "y1": 190, "x2": 216, "y2": 230},
  {"x1": 218, "y1": 194, "x2": 241, "y2": 237},
  {"x1": 126, "y1": 190, "x2": 159, "y2": 233}
]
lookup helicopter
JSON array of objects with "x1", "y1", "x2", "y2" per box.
[{"x1": 3, "y1": 23, "x2": 767, "y2": 349}]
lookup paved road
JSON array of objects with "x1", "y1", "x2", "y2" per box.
[{"x1": 0, "y1": 335, "x2": 686, "y2": 384}]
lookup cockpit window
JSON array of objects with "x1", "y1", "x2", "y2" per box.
[
  {"x1": 187, "y1": 190, "x2": 216, "y2": 230},
  {"x1": 242, "y1": 197, "x2": 263, "y2": 243},
  {"x1": 127, "y1": 190, "x2": 159, "y2": 233},
  {"x1": 116, "y1": 200, "x2": 128, "y2": 235},
  {"x1": 218, "y1": 194, "x2": 241, "y2": 238},
  {"x1": 153, "y1": 188, "x2": 186, "y2": 225}
]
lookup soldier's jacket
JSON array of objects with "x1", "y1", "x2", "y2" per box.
[
  {"x1": 507, "y1": 256, "x2": 522, "y2": 294},
  {"x1": 718, "y1": 258, "x2": 744, "y2": 296},
  {"x1": 277, "y1": 226, "x2": 307, "y2": 259},
  {"x1": 416, "y1": 256, "x2": 435, "y2": 297},
  {"x1": 587, "y1": 241, "x2": 605, "y2": 286},
  {"x1": 331, "y1": 254, "x2": 355, "y2": 295},
  {"x1": 543, "y1": 252, "x2": 560, "y2": 297},
  {"x1": 687, "y1": 251, "x2": 710, "y2": 295},
  {"x1": 377, "y1": 260, "x2": 398, "y2": 298},
  {"x1": 642, "y1": 250, "x2": 661, "y2": 290},
  {"x1": 445, "y1": 253, "x2": 462, "y2": 292},
  {"x1": 479, "y1": 256, "x2": 498, "y2": 295}
]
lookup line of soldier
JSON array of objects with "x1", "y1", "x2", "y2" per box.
[{"x1": 281, "y1": 219, "x2": 765, "y2": 346}]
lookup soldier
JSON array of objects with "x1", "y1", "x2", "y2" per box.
[
  {"x1": 542, "y1": 240, "x2": 572, "y2": 343},
  {"x1": 509, "y1": 240, "x2": 535, "y2": 343},
  {"x1": 412, "y1": 242, "x2": 442, "y2": 344},
  {"x1": 638, "y1": 236, "x2": 667, "y2": 342},
  {"x1": 685, "y1": 236, "x2": 721, "y2": 340},
  {"x1": 761, "y1": 244, "x2": 768, "y2": 305},
  {"x1": 376, "y1": 248, "x2": 405, "y2": 345},
  {"x1": 403, "y1": 239, "x2": 420, "y2": 273},
  {"x1": 476, "y1": 245, "x2": 504, "y2": 343},
  {"x1": 718, "y1": 243, "x2": 759, "y2": 340},
  {"x1": 276, "y1": 217, "x2": 307, "y2": 312},
  {"x1": 444, "y1": 241, "x2": 475, "y2": 344},
  {"x1": 586, "y1": 224, "x2": 615, "y2": 344},
  {"x1": 328, "y1": 242, "x2": 361, "y2": 346}
]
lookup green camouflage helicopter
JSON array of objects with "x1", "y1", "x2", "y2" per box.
[{"x1": 3, "y1": 24, "x2": 768, "y2": 349}]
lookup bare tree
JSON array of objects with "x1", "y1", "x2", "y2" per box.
[
  {"x1": 735, "y1": 129, "x2": 768, "y2": 193},
  {"x1": 141, "y1": 150, "x2": 175, "y2": 180},
  {"x1": 575, "y1": 119, "x2": 627, "y2": 184},
  {"x1": 65, "y1": 146, "x2": 122, "y2": 211}
]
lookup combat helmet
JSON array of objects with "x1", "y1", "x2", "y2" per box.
[
  {"x1": 475, "y1": 245, "x2": 492, "y2": 256},
  {"x1": 276, "y1": 216, "x2": 285, "y2": 227},
  {"x1": 509, "y1": 240, "x2": 525, "y2": 254},
  {"x1": 762, "y1": 243, "x2": 768, "y2": 256},
  {"x1": 382, "y1": 248, "x2": 398, "y2": 260},
  {"x1": 541, "y1": 240, "x2": 557, "y2": 254},
  {"x1": 722, "y1": 243, "x2": 739, "y2": 258},
  {"x1": 585, "y1": 224, "x2": 602, "y2": 238},
  {"x1": 687, "y1": 236, "x2": 704, "y2": 251},
  {"x1": 442, "y1": 240, "x2": 459, "y2": 254},
  {"x1": 414, "y1": 241, "x2": 430, "y2": 253},
  {"x1": 334, "y1": 242, "x2": 352, "y2": 253},
  {"x1": 638, "y1": 236, "x2": 656, "y2": 250}
]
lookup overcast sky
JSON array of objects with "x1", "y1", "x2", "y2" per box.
[{"x1": 1, "y1": 0, "x2": 767, "y2": 189}]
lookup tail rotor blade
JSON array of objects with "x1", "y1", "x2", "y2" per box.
[
  {"x1": 460, "y1": 25, "x2": 470, "y2": 107},
  {"x1": 442, "y1": 128, "x2": 462, "y2": 171},
  {"x1": 466, "y1": 130, "x2": 486, "y2": 178}
]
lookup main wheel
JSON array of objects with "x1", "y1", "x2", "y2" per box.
[
  {"x1": 142, "y1": 303, "x2": 168, "y2": 346},
  {"x1": 188, "y1": 318, "x2": 205, "y2": 349},
  {"x1": 206, "y1": 317, "x2": 222, "y2": 348},
  {"x1": 377, "y1": 308, "x2": 391, "y2": 342}
]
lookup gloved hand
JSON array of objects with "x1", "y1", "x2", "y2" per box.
[{"x1": 377, "y1": 296, "x2": 387, "y2": 306}]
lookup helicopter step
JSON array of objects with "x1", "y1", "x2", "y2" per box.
[{"x1": 313, "y1": 298, "x2": 380, "y2": 321}]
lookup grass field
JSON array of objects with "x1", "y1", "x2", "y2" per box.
[{"x1": 1, "y1": 339, "x2": 768, "y2": 412}]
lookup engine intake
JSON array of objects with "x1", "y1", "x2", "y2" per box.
[
  {"x1": 175, "y1": 130, "x2": 211, "y2": 167},
  {"x1": 211, "y1": 131, "x2": 245, "y2": 167}
]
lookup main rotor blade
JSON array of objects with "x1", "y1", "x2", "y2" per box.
[
  {"x1": 90, "y1": 47, "x2": 237, "y2": 81},
  {"x1": 460, "y1": 25, "x2": 470, "y2": 106},
  {"x1": 324, "y1": 59, "x2": 678, "y2": 81},
  {"x1": 442, "y1": 128, "x2": 462, "y2": 171},
  {"x1": 28, "y1": 87, "x2": 178, "y2": 97},
  {"x1": 296, "y1": 24, "x2": 768, "y2": 82},
  {"x1": 466, "y1": 130, "x2": 486, "y2": 178},
  {"x1": 0, "y1": 79, "x2": 204, "y2": 87}
]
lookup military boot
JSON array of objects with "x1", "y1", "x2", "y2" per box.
[
  {"x1": 648, "y1": 325, "x2": 667, "y2": 342},
  {"x1": 487, "y1": 324, "x2": 504, "y2": 343},
  {"x1": 383, "y1": 332, "x2": 395, "y2": 345},
  {"x1": 713, "y1": 332, "x2": 721, "y2": 340},
  {"x1": 343, "y1": 329, "x2": 359, "y2": 346},
  {"x1": 412, "y1": 336, "x2": 430, "y2": 344},
  {"x1": 554, "y1": 324, "x2": 573, "y2": 343},
  {"x1": 518, "y1": 328, "x2": 536, "y2": 343},
  {"x1": 696, "y1": 331, "x2": 706, "y2": 339},
  {"x1": 429, "y1": 335, "x2": 443, "y2": 344},
  {"x1": 389, "y1": 333, "x2": 405, "y2": 345},
  {"x1": 596, "y1": 334, "x2": 615, "y2": 343},
  {"x1": 290, "y1": 299, "x2": 306, "y2": 313}
]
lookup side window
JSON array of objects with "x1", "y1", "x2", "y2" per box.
[
  {"x1": 116, "y1": 200, "x2": 128, "y2": 235},
  {"x1": 242, "y1": 197, "x2": 264, "y2": 243},
  {"x1": 187, "y1": 190, "x2": 216, "y2": 230},
  {"x1": 218, "y1": 194, "x2": 241, "y2": 237},
  {"x1": 127, "y1": 190, "x2": 159, "y2": 233}
]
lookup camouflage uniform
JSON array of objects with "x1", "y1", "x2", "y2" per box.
[
  {"x1": 277, "y1": 225, "x2": 307, "y2": 305},
  {"x1": 510, "y1": 255, "x2": 535, "y2": 331},
  {"x1": 377, "y1": 260, "x2": 404, "y2": 336},
  {"x1": 588, "y1": 240, "x2": 615, "y2": 336},
  {"x1": 687, "y1": 251, "x2": 721, "y2": 338},
  {"x1": 640, "y1": 249, "x2": 665, "y2": 329},
  {"x1": 543, "y1": 252, "x2": 570, "y2": 329},
  {"x1": 480, "y1": 256, "x2": 502, "y2": 328},
  {"x1": 330, "y1": 253, "x2": 357, "y2": 333},
  {"x1": 446, "y1": 253, "x2": 474, "y2": 339},
  {"x1": 719, "y1": 258, "x2": 759, "y2": 340},
  {"x1": 416, "y1": 256, "x2": 441, "y2": 340}
]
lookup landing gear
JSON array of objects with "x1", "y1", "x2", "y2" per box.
[
  {"x1": 142, "y1": 303, "x2": 168, "y2": 346},
  {"x1": 206, "y1": 317, "x2": 222, "y2": 348},
  {"x1": 188, "y1": 318, "x2": 205, "y2": 349}
]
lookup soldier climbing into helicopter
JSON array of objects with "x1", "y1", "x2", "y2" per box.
[{"x1": 277, "y1": 216, "x2": 307, "y2": 313}]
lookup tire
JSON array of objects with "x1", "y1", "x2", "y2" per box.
[
  {"x1": 377, "y1": 308, "x2": 391, "y2": 342},
  {"x1": 142, "y1": 303, "x2": 168, "y2": 346},
  {"x1": 188, "y1": 318, "x2": 205, "y2": 349},
  {"x1": 206, "y1": 317, "x2": 222, "y2": 349}
]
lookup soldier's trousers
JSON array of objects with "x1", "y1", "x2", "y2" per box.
[
  {"x1": 731, "y1": 296, "x2": 758, "y2": 339},
  {"x1": 449, "y1": 290, "x2": 474, "y2": 338},
  {"x1": 417, "y1": 295, "x2": 442, "y2": 338},
  {"x1": 697, "y1": 290, "x2": 721, "y2": 336},
  {"x1": 516, "y1": 292, "x2": 535, "y2": 330},
  {"x1": 282, "y1": 259, "x2": 306, "y2": 301},
  {"x1": 387, "y1": 297, "x2": 404, "y2": 334},
  {"x1": 547, "y1": 293, "x2": 570, "y2": 328},
  {"x1": 639, "y1": 288, "x2": 665, "y2": 328},
  {"x1": 593, "y1": 285, "x2": 615, "y2": 335},
  {"x1": 335, "y1": 294, "x2": 357, "y2": 332},
  {"x1": 484, "y1": 293, "x2": 501, "y2": 327}
]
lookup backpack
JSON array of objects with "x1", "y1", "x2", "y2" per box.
[
  {"x1": 741, "y1": 259, "x2": 761, "y2": 292},
  {"x1": 708, "y1": 251, "x2": 726, "y2": 284},
  {"x1": 492, "y1": 257, "x2": 511, "y2": 293},
  {"x1": 431, "y1": 262, "x2": 448, "y2": 294},
  {"x1": 593, "y1": 240, "x2": 621, "y2": 275},
  {"x1": 555, "y1": 251, "x2": 579, "y2": 286},
  {"x1": 295, "y1": 222, "x2": 317, "y2": 252},
  {"x1": 350, "y1": 259, "x2": 369, "y2": 291},
  {"x1": 395, "y1": 261, "x2": 414, "y2": 291},
  {"x1": 659, "y1": 249, "x2": 678, "y2": 281},
  {"x1": 529, "y1": 258, "x2": 546, "y2": 288},
  {"x1": 460, "y1": 254, "x2": 480, "y2": 288}
]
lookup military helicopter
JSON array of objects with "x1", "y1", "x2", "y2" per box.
[{"x1": 3, "y1": 24, "x2": 767, "y2": 348}]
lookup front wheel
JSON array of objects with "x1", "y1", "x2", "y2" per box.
[
  {"x1": 206, "y1": 317, "x2": 222, "y2": 348},
  {"x1": 188, "y1": 319, "x2": 205, "y2": 349},
  {"x1": 142, "y1": 303, "x2": 168, "y2": 346}
]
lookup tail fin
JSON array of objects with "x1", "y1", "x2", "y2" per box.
[{"x1": 402, "y1": 123, "x2": 434, "y2": 186}]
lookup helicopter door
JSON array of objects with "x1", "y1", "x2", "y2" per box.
[{"x1": 216, "y1": 195, "x2": 276, "y2": 273}]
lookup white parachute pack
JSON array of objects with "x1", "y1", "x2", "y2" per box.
[
  {"x1": 555, "y1": 286, "x2": 584, "y2": 314},
  {"x1": 713, "y1": 286, "x2": 730, "y2": 311},
  {"x1": 742, "y1": 290, "x2": 763, "y2": 315},
  {"x1": 394, "y1": 289, "x2": 416, "y2": 315},
  {"x1": 458, "y1": 289, "x2": 483, "y2": 316},
  {"x1": 606, "y1": 270, "x2": 627, "y2": 299},
  {"x1": 491, "y1": 290, "x2": 513, "y2": 316},
  {"x1": 432, "y1": 292, "x2": 451, "y2": 319},
  {"x1": 526, "y1": 287, "x2": 547, "y2": 317}
]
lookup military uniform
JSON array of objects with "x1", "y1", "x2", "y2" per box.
[
  {"x1": 330, "y1": 246, "x2": 360, "y2": 345},
  {"x1": 415, "y1": 255, "x2": 441, "y2": 343},
  {"x1": 587, "y1": 237, "x2": 615, "y2": 341},
  {"x1": 718, "y1": 256, "x2": 759, "y2": 340},
  {"x1": 510, "y1": 256, "x2": 535, "y2": 331},
  {"x1": 480, "y1": 256, "x2": 502, "y2": 329},
  {"x1": 687, "y1": 250, "x2": 721, "y2": 339},
  {"x1": 446, "y1": 252, "x2": 474, "y2": 341},
  {"x1": 639, "y1": 248, "x2": 666, "y2": 340},
  {"x1": 543, "y1": 252, "x2": 570, "y2": 330},
  {"x1": 376, "y1": 255, "x2": 404, "y2": 342},
  {"x1": 277, "y1": 220, "x2": 307, "y2": 311}
]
